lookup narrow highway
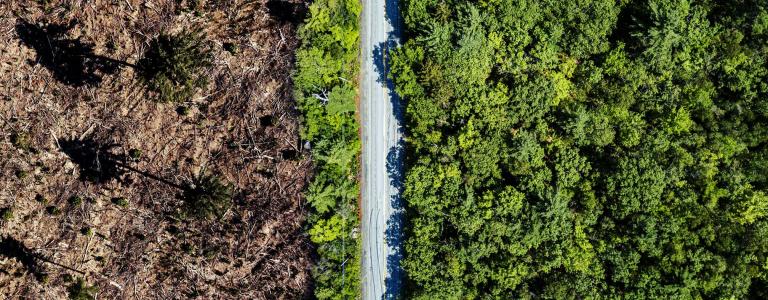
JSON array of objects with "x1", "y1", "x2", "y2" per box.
[{"x1": 359, "y1": 0, "x2": 403, "y2": 298}]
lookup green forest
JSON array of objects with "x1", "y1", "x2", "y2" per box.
[
  {"x1": 390, "y1": 0, "x2": 768, "y2": 298},
  {"x1": 293, "y1": 0, "x2": 362, "y2": 298}
]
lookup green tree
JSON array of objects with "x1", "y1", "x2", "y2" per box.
[
  {"x1": 137, "y1": 30, "x2": 212, "y2": 102},
  {"x1": 392, "y1": 0, "x2": 768, "y2": 298},
  {"x1": 182, "y1": 172, "x2": 233, "y2": 220},
  {"x1": 293, "y1": 0, "x2": 362, "y2": 298}
]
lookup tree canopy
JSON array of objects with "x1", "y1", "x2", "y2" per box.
[
  {"x1": 391, "y1": 0, "x2": 768, "y2": 298},
  {"x1": 294, "y1": 0, "x2": 362, "y2": 298},
  {"x1": 137, "y1": 30, "x2": 212, "y2": 102}
]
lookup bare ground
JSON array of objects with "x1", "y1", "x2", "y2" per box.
[{"x1": 0, "y1": 0, "x2": 312, "y2": 298}]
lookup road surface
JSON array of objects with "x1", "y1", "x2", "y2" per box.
[{"x1": 360, "y1": 0, "x2": 403, "y2": 298}]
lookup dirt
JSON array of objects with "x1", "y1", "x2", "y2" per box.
[{"x1": 0, "y1": 0, "x2": 312, "y2": 298}]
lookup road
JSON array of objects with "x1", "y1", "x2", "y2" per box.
[{"x1": 359, "y1": 0, "x2": 403, "y2": 298}]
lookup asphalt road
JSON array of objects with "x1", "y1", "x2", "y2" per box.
[{"x1": 360, "y1": 0, "x2": 403, "y2": 298}]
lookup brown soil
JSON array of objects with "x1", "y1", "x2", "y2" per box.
[{"x1": 0, "y1": 0, "x2": 312, "y2": 298}]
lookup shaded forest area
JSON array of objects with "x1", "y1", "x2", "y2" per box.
[
  {"x1": 392, "y1": 0, "x2": 768, "y2": 298},
  {"x1": 0, "y1": 0, "x2": 314, "y2": 298}
]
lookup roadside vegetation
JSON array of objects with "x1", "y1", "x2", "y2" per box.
[
  {"x1": 293, "y1": 0, "x2": 362, "y2": 298},
  {"x1": 392, "y1": 0, "x2": 768, "y2": 298}
]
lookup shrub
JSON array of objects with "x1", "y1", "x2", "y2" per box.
[
  {"x1": 1, "y1": 208, "x2": 13, "y2": 221},
  {"x1": 45, "y1": 206, "x2": 61, "y2": 215},
  {"x1": 111, "y1": 197, "x2": 129, "y2": 207},
  {"x1": 68, "y1": 278, "x2": 97, "y2": 300},
  {"x1": 128, "y1": 149, "x2": 142, "y2": 160},
  {"x1": 176, "y1": 105, "x2": 190, "y2": 116},
  {"x1": 15, "y1": 169, "x2": 28, "y2": 179},
  {"x1": 137, "y1": 30, "x2": 213, "y2": 103},
  {"x1": 180, "y1": 242, "x2": 195, "y2": 255},
  {"x1": 80, "y1": 227, "x2": 93, "y2": 236},
  {"x1": 35, "y1": 194, "x2": 47, "y2": 204},
  {"x1": 223, "y1": 42, "x2": 238, "y2": 54},
  {"x1": 182, "y1": 173, "x2": 233, "y2": 220},
  {"x1": 68, "y1": 196, "x2": 82, "y2": 206},
  {"x1": 10, "y1": 132, "x2": 31, "y2": 151},
  {"x1": 38, "y1": 273, "x2": 49, "y2": 284}
]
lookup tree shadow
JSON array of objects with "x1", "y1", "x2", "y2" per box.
[
  {"x1": 15, "y1": 20, "x2": 124, "y2": 86},
  {"x1": 59, "y1": 137, "x2": 232, "y2": 219},
  {"x1": 59, "y1": 137, "x2": 184, "y2": 188},
  {"x1": 266, "y1": 0, "x2": 308, "y2": 24},
  {"x1": 0, "y1": 236, "x2": 47, "y2": 280},
  {"x1": 375, "y1": 0, "x2": 405, "y2": 298},
  {"x1": 371, "y1": 0, "x2": 404, "y2": 124},
  {"x1": 59, "y1": 138, "x2": 128, "y2": 183},
  {"x1": 384, "y1": 141, "x2": 405, "y2": 300},
  {"x1": 606, "y1": 2, "x2": 651, "y2": 57}
]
